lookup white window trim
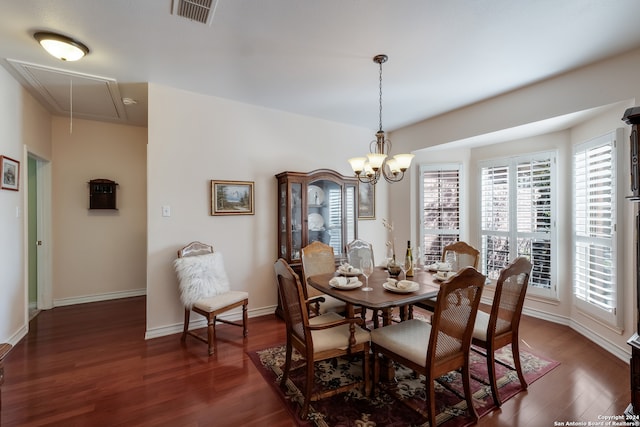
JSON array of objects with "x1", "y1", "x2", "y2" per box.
[
  {"x1": 572, "y1": 129, "x2": 623, "y2": 328},
  {"x1": 419, "y1": 163, "x2": 464, "y2": 263},
  {"x1": 478, "y1": 151, "x2": 558, "y2": 300}
]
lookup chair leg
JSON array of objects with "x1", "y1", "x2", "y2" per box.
[
  {"x1": 427, "y1": 377, "x2": 437, "y2": 427},
  {"x1": 182, "y1": 308, "x2": 190, "y2": 341},
  {"x1": 207, "y1": 315, "x2": 216, "y2": 356},
  {"x1": 280, "y1": 341, "x2": 293, "y2": 388},
  {"x1": 372, "y1": 347, "x2": 380, "y2": 395},
  {"x1": 242, "y1": 301, "x2": 249, "y2": 337},
  {"x1": 363, "y1": 345, "x2": 371, "y2": 397},
  {"x1": 301, "y1": 359, "x2": 314, "y2": 419},
  {"x1": 512, "y1": 339, "x2": 528, "y2": 390},
  {"x1": 462, "y1": 362, "x2": 479, "y2": 422},
  {"x1": 485, "y1": 344, "x2": 501, "y2": 406}
]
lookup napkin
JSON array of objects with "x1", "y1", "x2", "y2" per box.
[
  {"x1": 338, "y1": 263, "x2": 361, "y2": 274},
  {"x1": 329, "y1": 276, "x2": 359, "y2": 287},
  {"x1": 396, "y1": 280, "x2": 413, "y2": 290}
]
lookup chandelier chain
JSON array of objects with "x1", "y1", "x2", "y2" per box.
[{"x1": 378, "y1": 59, "x2": 383, "y2": 132}]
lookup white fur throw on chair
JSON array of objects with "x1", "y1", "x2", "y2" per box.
[{"x1": 173, "y1": 252, "x2": 231, "y2": 308}]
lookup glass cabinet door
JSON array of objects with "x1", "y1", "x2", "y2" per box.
[
  {"x1": 308, "y1": 179, "x2": 344, "y2": 256},
  {"x1": 290, "y1": 182, "x2": 302, "y2": 261}
]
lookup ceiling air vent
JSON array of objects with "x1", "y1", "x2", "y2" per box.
[{"x1": 172, "y1": 0, "x2": 217, "y2": 25}]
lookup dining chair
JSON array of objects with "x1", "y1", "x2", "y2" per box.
[
  {"x1": 173, "y1": 241, "x2": 248, "y2": 356},
  {"x1": 300, "y1": 241, "x2": 347, "y2": 315},
  {"x1": 371, "y1": 267, "x2": 485, "y2": 426},
  {"x1": 346, "y1": 238, "x2": 375, "y2": 268},
  {"x1": 472, "y1": 256, "x2": 532, "y2": 406},
  {"x1": 273, "y1": 258, "x2": 371, "y2": 420},
  {"x1": 415, "y1": 240, "x2": 481, "y2": 313},
  {"x1": 0, "y1": 343, "x2": 11, "y2": 413}
]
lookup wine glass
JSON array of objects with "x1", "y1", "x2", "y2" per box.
[
  {"x1": 400, "y1": 255, "x2": 412, "y2": 280},
  {"x1": 444, "y1": 250, "x2": 458, "y2": 272},
  {"x1": 361, "y1": 257, "x2": 374, "y2": 292}
]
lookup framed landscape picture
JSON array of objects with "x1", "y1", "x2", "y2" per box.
[
  {"x1": 211, "y1": 180, "x2": 254, "y2": 215},
  {"x1": 358, "y1": 182, "x2": 375, "y2": 219},
  {"x1": 1, "y1": 156, "x2": 19, "y2": 191}
]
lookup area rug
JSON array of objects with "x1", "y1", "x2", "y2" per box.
[{"x1": 249, "y1": 344, "x2": 559, "y2": 427}]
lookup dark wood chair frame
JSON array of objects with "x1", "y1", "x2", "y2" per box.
[{"x1": 177, "y1": 241, "x2": 248, "y2": 356}]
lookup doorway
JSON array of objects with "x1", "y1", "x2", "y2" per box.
[{"x1": 27, "y1": 152, "x2": 52, "y2": 318}]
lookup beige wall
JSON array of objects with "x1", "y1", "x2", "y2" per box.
[
  {"x1": 52, "y1": 117, "x2": 147, "y2": 304},
  {"x1": 0, "y1": 66, "x2": 51, "y2": 343},
  {"x1": 145, "y1": 84, "x2": 381, "y2": 337}
]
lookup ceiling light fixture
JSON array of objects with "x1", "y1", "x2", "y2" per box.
[
  {"x1": 348, "y1": 54, "x2": 414, "y2": 185},
  {"x1": 34, "y1": 32, "x2": 89, "y2": 61}
]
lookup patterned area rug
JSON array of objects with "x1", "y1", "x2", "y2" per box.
[{"x1": 249, "y1": 344, "x2": 559, "y2": 427}]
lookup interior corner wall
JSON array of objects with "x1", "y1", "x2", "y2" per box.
[
  {"x1": 51, "y1": 117, "x2": 147, "y2": 304},
  {"x1": 0, "y1": 65, "x2": 52, "y2": 345},
  {"x1": 145, "y1": 83, "x2": 377, "y2": 337},
  {"x1": 391, "y1": 47, "x2": 640, "y2": 360}
]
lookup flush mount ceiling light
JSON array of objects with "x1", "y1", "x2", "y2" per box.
[
  {"x1": 348, "y1": 54, "x2": 414, "y2": 185},
  {"x1": 34, "y1": 31, "x2": 89, "y2": 61}
]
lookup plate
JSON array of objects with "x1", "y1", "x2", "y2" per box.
[
  {"x1": 337, "y1": 267, "x2": 362, "y2": 276},
  {"x1": 427, "y1": 263, "x2": 451, "y2": 272},
  {"x1": 308, "y1": 213, "x2": 324, "y2": 231},
  {"x1": 383, "y1": 280, "x2": 419, "y2": 293},
  {"x1": 308, "y1": 185, "x2": 325, "y2": 205},
  {"x1": 433, "y1": 271, "x2": 455, "y2": 281},
  {"x1": 330, "y1": 280, "x2": 363, "y2": 290}
]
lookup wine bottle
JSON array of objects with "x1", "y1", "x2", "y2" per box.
[{"x1": 405, "y1": 240, "x2": 414, "y2": 277}]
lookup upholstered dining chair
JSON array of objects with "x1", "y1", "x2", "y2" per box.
[
  {"x1": 273, "y1": 258, "x2": 371, "y2": 420},
  {"x1": 472, "y1": 256, "x2": 532, "y2": 406},
  {"x1": 300, "y1": 241, "x2": 346, "y2": 315},
  {"x1": 371, "y1": 267, "x2": 485, "y2": 426},
  {"x1": 415, "y1": 240, "x2": 481, "y2": 313},
  {"x1": 0, "y1": 343, "x2": 11, "y2": 413},
  {"x1": 173, "y1": 241, "x2": 248, "y2": 356}
]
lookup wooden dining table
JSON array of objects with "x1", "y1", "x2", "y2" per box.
[{"x1": 307, "y1": 266, "x2": 441, "y2": 328}]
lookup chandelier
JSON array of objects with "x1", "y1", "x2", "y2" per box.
[{"x1": 348, "y1": 54, "x2": 414, "y2": 185}]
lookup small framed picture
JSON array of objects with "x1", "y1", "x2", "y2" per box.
[
  {"x1": 358, "y1": 182, "x2": 375, "y2": 219},
  {"x1": 211, "y1": 180, "x2": 255, "y2": 216},
  {"x1": 1, "y1": 156, "x2": 20, "y2": 191}
]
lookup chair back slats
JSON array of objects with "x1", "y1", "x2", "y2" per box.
[
  {"x1": 490, "y1": 257, "x2": 532, "y2": 337},
  {"x1": 274, "y1": 259, "x2": 310, "y2": 344},
  {"x1": 346, "y1": 239, "x2": 374, "y2": 268},
  {"x1": 428, "y1": 267, "x2": 484, "y2": 366}
]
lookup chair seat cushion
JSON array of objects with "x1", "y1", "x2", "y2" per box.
[
  {"x1": 317, "y1": 295, "x2": 346, "y2": 314},
  {"x1": 193, "y1": 291, "x2": 248, "y2": 312},
  {"x1": 310, "y1": 312, "x2": 370, "y2": 353},
  {"x1": 472, "y1": 310, "x2": 490, "y2": 341},
  {"x1": 371, "y1": 319, "x2": 431, "y2": 367}
]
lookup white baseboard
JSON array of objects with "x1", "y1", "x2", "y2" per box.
[
  {"x1": 53, "y1": 288, "x2": 147, "y2": 307},
  {"x1": 6, "y1": 324, "x2": 28, "y2": 348},
  {"x1": 144, "y1": 305, "x2": 277, "y2": 340}
]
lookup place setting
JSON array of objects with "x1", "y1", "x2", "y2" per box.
[
  {"x1": 328, "y1": 275, "x2": 363, "y2": 290},
  {"x1": 382, "y1": 278, "x2": 419, "y2": 293}
]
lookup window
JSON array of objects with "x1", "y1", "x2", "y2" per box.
[
  {"x1": 573, "y1": 130, "x2": 621, "y2": 326},
  {"x1": 479, "y1": 152, "x2": 556, "y2": 298},
  {"x1": 420, "y1": 164, "x2": 461, "y2": 265}
]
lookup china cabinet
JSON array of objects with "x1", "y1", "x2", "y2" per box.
[{"x1": 275, "y1": 169, "x2": 359, "y2": 315}]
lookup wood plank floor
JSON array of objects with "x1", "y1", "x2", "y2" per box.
[{"x1": 0, "y1": 296, "x2": 631, "y2": 426}]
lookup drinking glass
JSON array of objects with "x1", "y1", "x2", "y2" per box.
[
  {"x1": 444, "y1": 250, "x2": 458, "y2": 272},
  {"x1": 400, "y1": 255, "x2": 411, "y2": 280},
  {"x1": 361, "y1": 257, "x2": 374, "y2": 292}
]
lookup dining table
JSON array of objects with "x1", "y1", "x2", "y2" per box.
[
  {"x1": 308, "y1": 266, "x2": 442, "y2": 382},
  {"x1": 307, "y1": 266, "x2": 442, "y2": 329}
]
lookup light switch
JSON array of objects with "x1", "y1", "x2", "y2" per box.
[{"x1": 161, "y1": 205, "x2": 171, "y2": 217}]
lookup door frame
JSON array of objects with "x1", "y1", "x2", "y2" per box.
[{"x1": 25, "y1": 147, "x2": 53, "y2": 312}]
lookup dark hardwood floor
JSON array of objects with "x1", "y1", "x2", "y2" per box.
[{"x1": 0, "y1": 296, "x2": 631, "y2": 426}]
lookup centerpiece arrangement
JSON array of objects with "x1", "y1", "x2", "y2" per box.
[{"x1": 382, "y1": 219, "x2": 402, "y2": 277}]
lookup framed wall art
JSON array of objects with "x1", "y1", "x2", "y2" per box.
[
  {"x1": 211, "y1": 180, "x2": 255, "y2": 216},
  {"x1": 358, "y1": 181, "x2": 375, "y2": 219},
  {"x1": 1, "y1": 156, "x2": 20, "y2": 191}
]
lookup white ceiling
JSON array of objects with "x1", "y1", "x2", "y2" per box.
[{"x1": 1, "y1": 0, "x2": 640, "y2": 133}]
